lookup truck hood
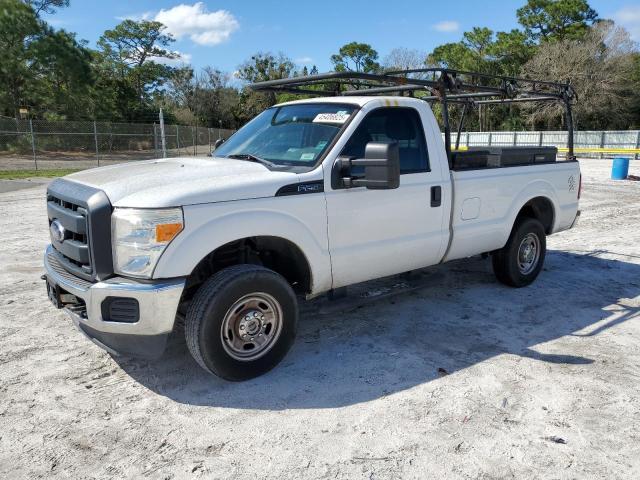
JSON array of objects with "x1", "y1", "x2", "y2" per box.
[{"x1": 64, "y1": 157, "x2": 299, "y2": 207}]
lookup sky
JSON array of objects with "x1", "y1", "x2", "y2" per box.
[{"x1": 49, "y1": 0, "x2": 640, "y2": 73}]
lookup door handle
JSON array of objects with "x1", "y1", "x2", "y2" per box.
[{"x1": 431, "y1": 186, "x2": 442, "y2": 207}]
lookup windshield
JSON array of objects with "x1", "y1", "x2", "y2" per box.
[{"x1": 214, "y1": 103, "x2": 357, "y2": 169}]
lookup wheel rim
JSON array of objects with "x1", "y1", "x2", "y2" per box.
[
  {"x1": 517, "y1": 233, "x2": 541, "y2": 275},
  {"x1": 220, "y1": 292, "x2": 283, "y2": 362}
]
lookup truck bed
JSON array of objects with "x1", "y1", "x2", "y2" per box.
[{"x1": 444, "y1": 159, "x2": 581, "y2": 262}]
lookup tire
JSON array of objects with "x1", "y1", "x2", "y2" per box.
[
  {"x1": 185, "y1": 264, "x2": 298, "y2": 381},
  {"x1": 492, "y1": 217, "x2": 546, "y2": 288}
]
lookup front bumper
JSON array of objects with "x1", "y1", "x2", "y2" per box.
[{"x1": 44, "y1": 245, "x2": 185, "y2": 358}]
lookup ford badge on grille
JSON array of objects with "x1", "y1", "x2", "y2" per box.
[{"x1": 50, "y1": 219, "x2": 66, "y2": 243}]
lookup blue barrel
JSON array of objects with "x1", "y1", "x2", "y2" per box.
[{"x1": 611, "y1": 157, "x2": 629, "y2": 180}]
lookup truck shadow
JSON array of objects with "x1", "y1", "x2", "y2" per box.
[{"x1": 115, "y1": 250, "x2": 639, "y2": 409}]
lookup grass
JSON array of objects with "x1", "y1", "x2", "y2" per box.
[{"x1": 0, "y1": 168, "x2": 81, "y2": 180}]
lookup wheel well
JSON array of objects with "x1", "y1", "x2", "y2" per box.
[
  {"x1": 181, "y1": 236, "x2": 312, "y2": 304},
  {"x1": 516, "y1": 197, "x2": 554, "y2": 234}
]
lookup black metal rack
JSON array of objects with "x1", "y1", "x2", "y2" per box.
[{"x1": 249, "y1": 69, "x2": 577, "y2": 164}]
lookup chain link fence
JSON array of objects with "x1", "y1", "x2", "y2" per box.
[
  {"x1": 1, "y1": 115, "x2": 638, "y2": 172},
  {"x1": 0, "y1": 115, "x2": 235, "y2": 171}
]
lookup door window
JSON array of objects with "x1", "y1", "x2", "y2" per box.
[{"x1": 340, "y1": 107, "x2": 430, "y2": 174}]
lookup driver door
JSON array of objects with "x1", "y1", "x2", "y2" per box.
[{"x1": 325, "y1": 106, "x2": 447, "y2": 288}]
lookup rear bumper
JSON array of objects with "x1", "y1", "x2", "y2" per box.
[{"x1": 44, "y1": 245, "x2": 185, "y2": 358}]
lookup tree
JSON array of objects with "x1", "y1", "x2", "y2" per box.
[
  {"x1": 0, "y1": 0, "x2": 41, "y2": 115},
  {"x1": 490, "y1": 29, "x2": 535, "y2": 75},
  {"x1": 631, "y1": 53, "x2": 640, "y2": 128},
  {"x1": 517, "y1": 0, "x2": 598, "y2": 42},
  {"x1": 382, "y1": 47, "x2": 427, "y2": 72},
  {"x1": 429, "y1": 26, "x2": 535, "y2": 76},
  {"x1": 428, "y1": 26, "x2": 536, "y2": 131},
  {"x1": 462, "y1": 27, "x2": 494, "y2": 58},
  {"x1": 234, "y1": 52, "x2": 295, "y2": 123},
  {"x1": 235, "y1": 52, "x2": 294, "y2": 83},
  {"x1": 98, "y1": 20, "x2": 176, "y2": 70},
  {"x1": 96, "y1": 20, "x2": 177, "y2": 119},
  {"x1": 521, "y1": 21, "x2": 636, "y2": 129},
  {"x1": 429, "y1": 41, "x2": 473, "y2": 70},
  {"x1": 429, "y1": 28, "x2": 499, "y2": 72},
  {"x1": 23, "y1": 0, "x2": 68, "y2": 17},
  {"x1": 166, "y1": 66, "x2": 239, "y2": 128},
  {"x1": 300, "y1": 65, "x2": 319, "y2": 76},
  {"x1": 330, "y1": 42, "x2": 380, "y2": 73},
  {"x1": 0, "y1": 0, "x2": 92, "y2": 117},
  {"x1": 428, "y1": 28, "x2": 494, "y2": 70},
  {"x1": 30, "y1": 28, "x2": 93, "y2": 116}
]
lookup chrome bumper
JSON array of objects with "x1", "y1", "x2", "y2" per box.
[{"x1": 44, "y1": 245, "x2": 185, "y2": 357}]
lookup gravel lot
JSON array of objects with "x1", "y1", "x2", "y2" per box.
[{"x1": 0, "y1": 159, "x2": 639, "y2": 479}]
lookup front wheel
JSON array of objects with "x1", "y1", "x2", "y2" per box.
[
  {"x1": 492, "y1": 217, "x2": 546, "y2": 288},
  {"x1": 185, "y1": 264, "x2": 298, "y2": 381}
]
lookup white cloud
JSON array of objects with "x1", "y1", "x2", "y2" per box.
[
  {"x1": 151, "y1": 50, "x2": 192, "y2": 66},
  {"x1": 433, "y1": 20, "x2": 460, "y2": 33},
  {"x1": 614, "y1": 6, "x2": 640, "y2": 40},
  {"x1": 154, "y1": 2, "x2": 239, "y2": 46},
  {"x1": 295, "y1": 56, "x2": 313, "y2": 64}
]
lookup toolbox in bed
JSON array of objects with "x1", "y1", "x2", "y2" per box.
[{"x1": 451, "y1": 147, "x2": 558, "y2": 171}]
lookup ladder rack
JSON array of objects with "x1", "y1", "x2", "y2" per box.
[{"x1": 249, "y1": 69, "x2": 577, "y2": 163}]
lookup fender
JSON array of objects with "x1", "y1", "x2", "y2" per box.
[
  {"x1": 152, "y1": 199, "x2": 333, "y2": 295},
  {"x1": 501, "y1": 179, "x2": 559, "y2": 245}
]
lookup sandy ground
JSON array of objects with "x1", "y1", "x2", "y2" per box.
[{"x1": 0, "y1": 159, "x2": 639, "y2": 479}]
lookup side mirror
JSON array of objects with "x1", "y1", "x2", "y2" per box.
[
  {"x1": 214, "y1": 138, "x2": 225, "y2": 150},
  {"x1": 209, "y1": 138, "x2": 226, "y2": 157},
  {"x1": 338, "y1": 142, "x2": 400, "y2": 190}
]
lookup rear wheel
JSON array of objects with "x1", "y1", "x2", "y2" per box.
[
  {"x1": 492, "y1": 217, "x2": 546, "y2": 287},
  {"x1": 185, "y1": 264, "x2": 298, "y2": 381}
]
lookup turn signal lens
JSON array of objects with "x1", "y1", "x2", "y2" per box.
[{"x1": 156, "y1": 223, "x2": 183, "y2": 242}]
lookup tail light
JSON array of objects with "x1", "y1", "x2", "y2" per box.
[{"x1": 578, "y1": 173, "x2": 582, "y2": 199}]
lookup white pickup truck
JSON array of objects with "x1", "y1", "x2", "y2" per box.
[{"x1": 43, "y1": 72, "x2": 581, "y2": 380}]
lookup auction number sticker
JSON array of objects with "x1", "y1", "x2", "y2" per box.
[{"x1": 313, "y1": 111, "x2": 350, "y2": 124}]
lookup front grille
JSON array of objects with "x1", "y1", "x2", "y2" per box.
[
  {"x1": 46, "y1": 178, "x2": 114, "y2": 282},
  {"x1": 47, "y1": 194, "x2": 92, "y2": 275},
  {"x1": 46, "y1": 249, "x2": 93, "y2": 290}
]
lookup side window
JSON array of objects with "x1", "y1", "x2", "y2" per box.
[{"x1": 340, "y1": 107, "x2": 430, "y2": 174}]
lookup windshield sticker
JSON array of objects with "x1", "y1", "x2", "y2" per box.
[
  {"x1": 313, "y1": 112, "x2": 350, "y2": 124},
  {"x1": 300, "y1": 153, "x2": 316, "y2": 161},
  {"x1": 316, "y1": 141, "x2": 328, "y2": 149}
]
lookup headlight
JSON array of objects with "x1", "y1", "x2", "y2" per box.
[{"x1": 112, "y1": 207, "x2": 183, "y2": 278}]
